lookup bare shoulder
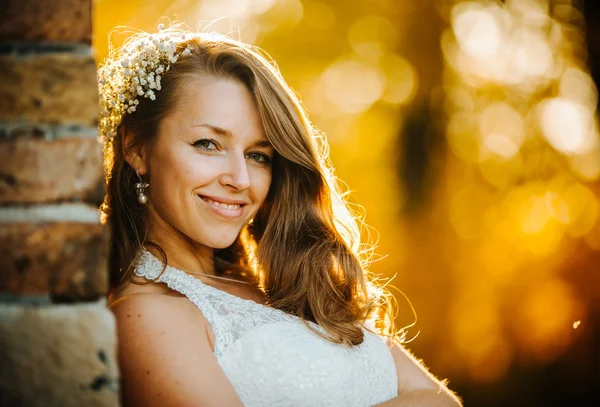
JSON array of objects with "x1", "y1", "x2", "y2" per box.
[
  {"x1": 109, "y1": 286, "x2": 208, "y2": 340},
  {"x1": 388, "y1": 341, "x2": 456, "y2": 395},
  {"x1": 109, "y1": 284, "x2": 243, "y2": 407}
]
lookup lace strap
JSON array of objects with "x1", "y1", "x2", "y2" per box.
[
  {"x1": 133, "y1": 251, "x2": 221, "y2": 329},
  {"x1": 133, "y1": 250, "x2": 325, "y2": 358}
]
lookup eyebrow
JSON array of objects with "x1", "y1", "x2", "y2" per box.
[{"x1": 192, "y1": 123, "x2": 273, "y2": 148}]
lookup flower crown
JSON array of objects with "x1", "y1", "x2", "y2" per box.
[{"x1": 98, "y1": 25, "x2": 193, "y2": 142}]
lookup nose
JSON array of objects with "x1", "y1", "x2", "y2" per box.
[{"x1": 220, "y1": 152, "x2": 251, "y2": 190}]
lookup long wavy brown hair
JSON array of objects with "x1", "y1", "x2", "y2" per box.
[{"x1": 100, "y1": 27, "x2": 397, "y2": 346}]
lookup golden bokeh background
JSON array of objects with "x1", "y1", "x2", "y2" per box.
[{"x1": 95, "y1": 0, "x2": 599, "y2": 405}]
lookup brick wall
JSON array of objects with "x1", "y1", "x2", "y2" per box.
[{"x1": 0, "y1": 1, "x2": 119, "y2": 405}]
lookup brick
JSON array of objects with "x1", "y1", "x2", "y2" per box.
[
  {"x1": 0, "y1": 301, "x2": 119, "y2": 407},
  {"x1": 0, "y1": 0, "x2": 92, "y2": 43},
  {"x1": 0, "y1": 203, "x2": 101, "y2": 223},
  {"x1": 0, "y1": 136, "x2": 104, "y2": 204},
  {"x1": 0, "y1": 52, "x2": 98, "y2": 125},
  {"x1": 0, "y1": 222, "x2": 109, "y2": 301}
]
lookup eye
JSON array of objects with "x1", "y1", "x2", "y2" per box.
[
  {"x1": 246, "y1": 152, "x2": 271, "y2": 164},
  {"x1": 193, "y1": 138, "x2": 218, "y2": 151}
]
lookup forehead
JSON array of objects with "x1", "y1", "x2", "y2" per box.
[{"x1": 170, "y1": 77, "x2": 265, "y2": 137}]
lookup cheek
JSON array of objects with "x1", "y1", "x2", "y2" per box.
[
  {"x1": 153, "y1": 150, "x2": 217, "y2": 192},
  {"x1": 253, "y1": 169, "x2": 272, "y2": 202},
  {"x1": 152, "y1": 152, "x2": 188, "y2": 193}
]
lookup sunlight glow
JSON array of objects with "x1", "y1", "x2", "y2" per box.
[
  {"x1": 452, "y1": 3, "x2": 503, "y2": 59},
  {"x1": 379, "y1": 54, "x2": 417, "y2": 105},
  {"x1": 518, "y1": 278, "x2": 581, "y2": 362},
  {"x1": 304, "y1": 2, "x2": 336, "y2": 30},
  {"x1": 479, "y1": 102, "x2": 525, "y2": 158},
  {"x1": 512, "y1": 28, "x2": 553, "y2": 79},
  {"x1": 348, "y1": 15, "x2": 397, "y2": 59},
  {"x1": 539, "y1": 98, "x2": 596, "y2": 155},
  {"x1": 321, "y1": 60, "x2": 386, "y2": 113}
]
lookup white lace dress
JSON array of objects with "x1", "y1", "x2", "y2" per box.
[{"x1": 134, "y1": 251, "x2": 398, "y2": 407}]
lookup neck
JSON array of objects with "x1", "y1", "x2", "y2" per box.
[{"x1": 145, "y1": 217, "x2": 216, "y2": 277}]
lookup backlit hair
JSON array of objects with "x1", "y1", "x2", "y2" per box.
[{"x1": 100, "y1": 25, "x2": 398, "y2": 346}]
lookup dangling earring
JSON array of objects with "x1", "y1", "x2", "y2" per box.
[{"x1": 135, "y1": 169, "x2": 149, "y2": 204}]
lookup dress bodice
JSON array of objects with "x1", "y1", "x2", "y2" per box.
[{"x1": 134, "y1": 251, "x2": 398, "y2": 406}]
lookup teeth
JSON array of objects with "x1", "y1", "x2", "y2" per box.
[{"x1": 203, "y1": 197, "x2": 241, "y2": 210}]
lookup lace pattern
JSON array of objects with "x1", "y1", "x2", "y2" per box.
[
  {"x1": 134, "y1": 250, "x2": 398, "y2": 406},
  {"x1": 134, "y1": 250, "x2": 308, "y2": 357}
]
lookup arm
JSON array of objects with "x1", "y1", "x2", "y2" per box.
[
  {"x1": 110, "y1": 293, "x2": 245, "y2": 407},
  {"x1": 374, "y1": 389, "x2": 461, "y2": 407},
  {"x1": 374, "y1": 343, "x2": 462, "y2": 407}
]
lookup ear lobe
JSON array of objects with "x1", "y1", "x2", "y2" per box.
[{"x1": 121, "y1": 127, "x2": 148, "y2": 175}]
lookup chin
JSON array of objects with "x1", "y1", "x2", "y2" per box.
[
  {"x1": 194, "y1": 230, "x2": 241, "y2": 250},
  {"x1": 208, "y1": 239, "x2": 238, "y2": 250}
]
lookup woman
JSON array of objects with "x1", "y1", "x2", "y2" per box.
[{"x1": 100, "y1": 24, "x2": 462, "y2": 407}]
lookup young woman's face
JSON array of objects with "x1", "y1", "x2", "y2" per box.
[{"x1": 142, "y1": 77, "x2": 273, "y2": 249}]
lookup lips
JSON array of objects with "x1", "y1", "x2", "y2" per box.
[
  {"x1": 200, "y1": 196, "x2": 243, "y2": 210},
  {"x1": 198, "y1": 194, "x2": 247, "y2": 219},
  {"x1": 198, "y1": 194, "x2": 249, "y2": 205}
]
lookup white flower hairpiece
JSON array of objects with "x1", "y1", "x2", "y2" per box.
[{"x1": 98, "y1": 25, "x2": 193, "y2": 142}]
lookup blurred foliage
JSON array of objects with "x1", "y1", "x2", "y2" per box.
[
  {"x1": 95, "y1": 0, "x2": 599, "y2": 394},
  {"x1": 438, "y1": 0, "x2": 599, "y2": 383}
]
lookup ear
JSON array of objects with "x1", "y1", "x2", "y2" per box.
[{"x1": 121, "y1": 127, "x2": 148, "y2": 176}]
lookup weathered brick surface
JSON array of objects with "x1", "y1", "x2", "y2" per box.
[
  {"x1": 0, "y1": 136, "x2": 104, "y2": 204},
  {"x1": 0, "y1": 222, "x2": 109, "y2": 301},
  {"x1": 0, "y1": 301, "x2": 119, "y2": 407},
  {"x1": 0, "y1": 0, "x2": 92, "y2": 43},
  {"x1": 0, "y1": 52, "x2": 98, "y2": 125}
]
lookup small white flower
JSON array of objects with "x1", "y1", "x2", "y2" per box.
[
  {"x1": 98, "y1": 28, "x2": 198, "y2": 140},
  {"x1": 158, "y1": 24, "x2": 165, "y2": 31}
]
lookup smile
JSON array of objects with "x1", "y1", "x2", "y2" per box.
[
  {"x1": 202, "y1": 197, "x2": 241, "y2": 210},
  {"x1": 198, "y1": 195, "x2": 246, "y2": 219}
]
